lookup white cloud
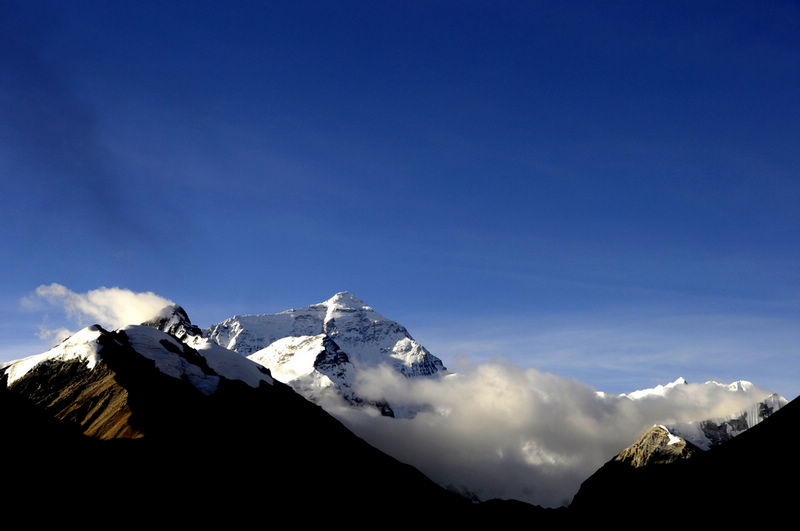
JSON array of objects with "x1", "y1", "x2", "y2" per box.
[
  {"x1": 321, "y1": 362, "x2": 779, "y2": 508},
  {"x1": 30, "y1": 283, "x2": 174, "y2": 332}
]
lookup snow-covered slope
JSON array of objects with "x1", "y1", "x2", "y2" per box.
[
  {"x1": 122, "y1": 324, "x2": 273, "y2": 393},
  {"x1": 248, "y1": 334, "x2": 357, "y2": 404}
]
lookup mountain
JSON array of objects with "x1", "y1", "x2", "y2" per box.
[
  {"x1": 568, "y1": 424, "x2": 701, "y2": 516},
  {"x1": 570, "y1": 395, "x2": 800, "y2": 523},
  {"x1": 620, "y1": 376, "x2": 788, "y2": 449},
  {"x1": 0, "y1": 319, "x2": 557, "y2": 525},
  {"x1": 612, "y1": 425, "x2": 700, "y2": 468},
  {"x1": 203, "y1": 291, "x2": 445, "y2": 409}
]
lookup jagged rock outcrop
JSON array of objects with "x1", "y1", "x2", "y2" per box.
[
  {"x1": 614, "y1": 425, "x2": 699, "y2": 468},
  {"x1": 142, "y1": 304, "x2": 203, "y2": 340}
]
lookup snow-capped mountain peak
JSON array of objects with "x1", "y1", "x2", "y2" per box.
[
  {"x1": 320, "y1": 291, "x2": 374, "y2": 313},
  {"x1": 205, "y1": 291, "x2": 445, "y2": 375},
  {"x1": 203, "y1": 291, "x2": 445, "y2": 413}
]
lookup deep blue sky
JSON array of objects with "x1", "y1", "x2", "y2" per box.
[{"x1": 2, "y1": 1, "x2": 799, "y2": 397}]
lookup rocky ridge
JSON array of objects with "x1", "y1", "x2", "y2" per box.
[{"x1": 613, "y1": 425, "x2": 700, "y2": 468}]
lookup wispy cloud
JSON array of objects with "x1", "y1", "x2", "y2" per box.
[
  {"x1": 25, "y1": 283, "x2": 174, "y2": 338},
  {"x1": 37, "y1": 325, "x2": 72, "y2": 344}
]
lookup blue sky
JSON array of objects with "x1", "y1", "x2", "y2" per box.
[{"x1": 2, "y1": 1, "x2": 799, "y2": 397}]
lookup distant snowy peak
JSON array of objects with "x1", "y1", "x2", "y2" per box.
[
  {"x1": 709, "y1": 379, "x2": 755, "y2": 393},
  {"x1": 205, "y1": 291, "x2": 445, "y2": 377},
  {"x1": 621, "y1": 377, "x2": 688, "y2": 399},
  {"x1": 622, "y1": 377, "x2": 764, "y2": 401}
]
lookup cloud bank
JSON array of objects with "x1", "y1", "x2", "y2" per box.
[
  {"x1": 29, "y1": 283, "x2": 174, "y2": 336},
  {"x1": 321, "y1": 362, "x2": 778, "y2": 507}
]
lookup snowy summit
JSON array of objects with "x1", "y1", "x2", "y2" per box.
[
  {"x1": 203, "y1": 291, "x2": 445, "y2": 411},
  {"x1": 205, "y1": 291, "x2": 445, "y2": 375}
]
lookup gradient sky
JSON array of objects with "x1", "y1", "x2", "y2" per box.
[{"x1": 2, "y1": 1, "x2": 799, "y2": 397}]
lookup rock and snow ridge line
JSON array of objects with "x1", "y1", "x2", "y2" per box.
[
  {"x1": 0, "y1": 323, "x2": 273, "y2": 395},
  {"x1": 0, "y1": 325, "x2": 105, "y2": 387},
  {"x1": 204, "y1": 291, "x2": 446, "y2": 376}
]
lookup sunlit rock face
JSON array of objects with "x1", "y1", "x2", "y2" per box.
[{"x1": 614, "y1": 425, "x2": 699, "y2": 468}]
